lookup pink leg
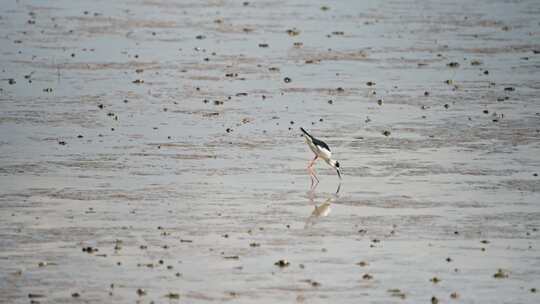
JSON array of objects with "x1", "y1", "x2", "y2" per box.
[{"x1": 307, "y1": 156, "x2": 319, "y2": 186}]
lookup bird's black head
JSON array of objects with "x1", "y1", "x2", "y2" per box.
[{"x1": 335, "y1": 161, "x2": 340, "y2": 168}]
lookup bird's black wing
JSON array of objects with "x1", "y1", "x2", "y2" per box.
[
  {"x1": 300, "y1": 127, "x2": 312, "y2": 139},
  {"x1": 301, "y1": 127, "x2": 331, "y2": 152},
  {"x1": 312, "y1": 137, "x2": 331, "y2": 152}
]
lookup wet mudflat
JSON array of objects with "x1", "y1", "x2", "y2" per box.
[{"x1": 1, "y1": 0, "x2": 540, "y2": 303}]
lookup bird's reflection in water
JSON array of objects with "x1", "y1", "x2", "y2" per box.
[{"x1": 304, "y1": 183, "x2": 341, "y2": 229}]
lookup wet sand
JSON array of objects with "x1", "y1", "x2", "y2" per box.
[{"x1": 1, "y1": 0, "x2": 540, "y2": 303}]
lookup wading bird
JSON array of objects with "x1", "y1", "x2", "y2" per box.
[{"x1": 300, "y1": 127, "x2": 341, "y2": 185}]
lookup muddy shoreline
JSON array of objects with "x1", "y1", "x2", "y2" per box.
[{"x1": 1, "y1": 0, "x2": 540, "y2": 303}]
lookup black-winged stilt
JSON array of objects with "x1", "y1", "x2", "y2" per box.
[{"x1": 300, "y1": 127, "x2": 341, "y2": 184}]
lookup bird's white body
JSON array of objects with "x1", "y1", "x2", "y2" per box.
[{"x1": 305, "y1": 136, "x2": 332, "y2": 161}]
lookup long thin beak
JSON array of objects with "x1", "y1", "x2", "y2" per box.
[{"x1": 337, "y1": 169, "x2": 342, "y2": 179}]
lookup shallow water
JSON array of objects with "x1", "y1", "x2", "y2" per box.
[{"x1": 1, "y1": 0, "x2": 540, "y2": 303}]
